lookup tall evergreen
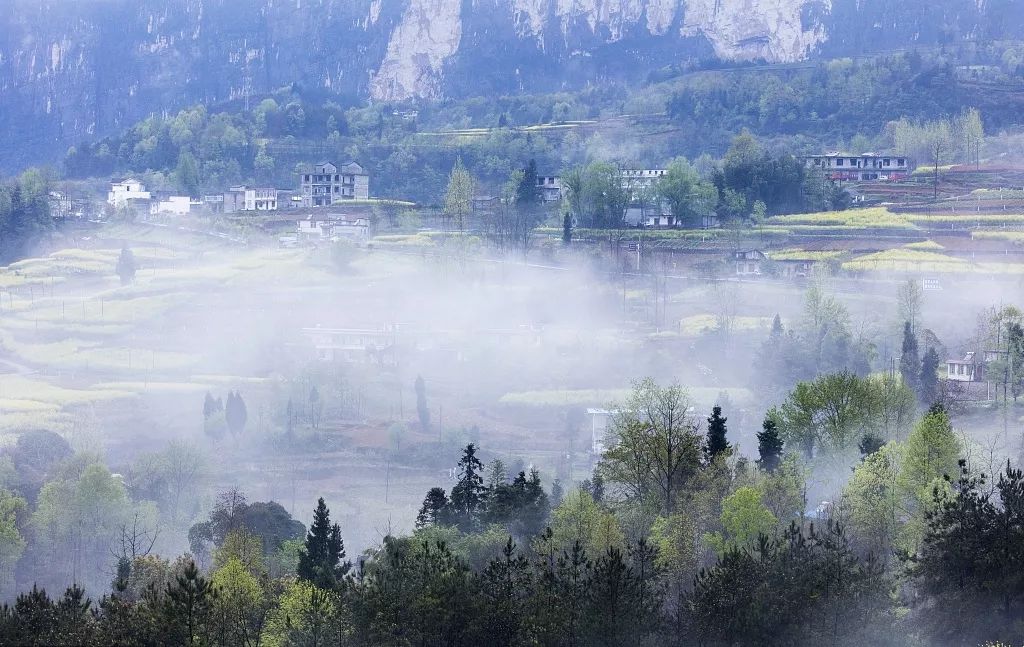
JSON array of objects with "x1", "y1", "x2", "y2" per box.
[
  {"x1": 416, "y1": 487, "x2": 451, "y2": 529},
  {"x1": 899, "y1": 321, "x2": 920, "y2": 393},
  {"x1": 297, "y1": 498, "x2": 350, "y2": 589},
  {"x1": 116, "y1": 247, "x2": 136, "y2": 286},
  {"x1": 414, "y1": 375, "x2": 430, "y2": 434},
  {"x1": 919, "y1": 346, "x2": 941, "y2": 406},
  {"x1": 705, "y1": 406, "x2": 730, "y2": 462},
  {"x1": 161, "y1": 560, "x2": 216, "y2": 646},
  {"x1": 756, "y1": 416, "x2": 784, "y2": 472},
  {"x1": 449, "y1": 444, "x2": 487, "y2": 532},
  {"x1": 224, "y1": 391, "x2": 247, "y2": 436}
]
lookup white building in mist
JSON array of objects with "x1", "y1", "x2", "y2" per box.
[
  {"x1": 150, "y1": 195, "x2": 196, "y2": 216},
  {"x1": 107, "y1": 179, "x2": 150, "y2": 208}
]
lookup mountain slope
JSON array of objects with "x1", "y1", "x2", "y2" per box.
[{"x1": 1, "y1": 0, "x2": 1021, "y2": 171}]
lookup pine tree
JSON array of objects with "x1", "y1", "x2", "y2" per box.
[
  {"x1": 705, "y1": 406, "x2": 731, "y2": 462},
  {"x1": 449, "y1": 444, "x2": 487, "y2": 532},
  {"x1": 479, "y1": 537, "x2": 532, "y2": 646},
  {"x1": 899, "y1": 321, "x2": 920, "y2": 393},
  {"x1": 919, "y1": 346, "x2": 941, "y2": 406},
  {"x1": 297, "y1": 498, "x2": 350, "y2": 590},
  {"x1": 757, "y1": 416, "x2": 784, "y2": 472},
  {"x1": 770, "y1": 313, "x2": 784, "y2": 337},
  {"x1": 416, "y1": 487, "x2": 451, "y2": 528},
  {"x1": 414, "y1": 375, "x2": 430, "y2": 434},
  {"x1": 162, "y1": 560, "x2": 216, "y2": 646}
]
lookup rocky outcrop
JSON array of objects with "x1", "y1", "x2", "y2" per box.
[{"x1": 0, "y1": 0, "x2": 1020, "y2": 169}]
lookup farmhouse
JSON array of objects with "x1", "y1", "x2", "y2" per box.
[
  {"x1": 803, "y1": 152, "x2": 911, "y2": 182},
  {"x1": 224, "y1": 186, "x2": 279, "y2": 213},
  {"x1": 734, "y1": 250, "x2": 766, "y2": 276},
  {"x1": 107, "y1": 179, "x2": 151, "y2": 208},
  {"x1": 946, "y1": 350, "x2": 1008, "y2": 382},
  {"x1": 301, "y1": 326, "x2": 401, "y2": 365},
  {"x1": 297, "y1": 215, "x2": 370, "y2": 241},
  {"x1": 150, "y1": 194, "x2": 198, "y2": 216},
  {"x1": 299, "y1": 161, "x2": 370, "y2": 207},
  {"x1": 536, "y1": 175, "x2": 562, "y2": 202}
]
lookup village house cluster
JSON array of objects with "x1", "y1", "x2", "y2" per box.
[{"x1": 106, "y1": 161, "x2": 371, "y2": 218}]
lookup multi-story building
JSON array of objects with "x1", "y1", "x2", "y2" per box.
[
  {"x1": 299, "y1": 161, "x2": 369, "y2": 207},
  {"x1": 244, "y1": 187, "x2": 277, "y2": 211},
  {"x1": 536, "y1": 175, "x2": 563, "y2": 202},
  {"x1": 620, "y1": 168, "x2": 668, "y2": 196},
  {"x1": 222, "y1": 186, "x2": 278, "y2": 213},
  {"x1": 107, "y1": 179, "x2": 150, "y2": 208},
  {"x1": 803, "y1": 153, "x2": 911, "y2": 182}
]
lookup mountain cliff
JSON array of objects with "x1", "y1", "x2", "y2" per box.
[{"x1": 1, "y1": 0, "x2": 1021, "y2": 170}]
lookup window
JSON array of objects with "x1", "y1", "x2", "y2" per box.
[
  {"x1": 883, "y1": 159, "x2": 890, "y2": 166},
  {"x1": 836, "y1": 159, "x2": 844, "y2": 166}
]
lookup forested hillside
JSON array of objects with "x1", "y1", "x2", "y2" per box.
[
  {"x1": 3, "y1": 0, "x2": 1024, "y2": 171},
  {"x1": 60, "y1": 49, "x2": 1024, "y2": 205}
]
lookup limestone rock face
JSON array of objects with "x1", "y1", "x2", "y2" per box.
[{"x1": 0, "y1": 0, "x2": 1019, "y2": 168}]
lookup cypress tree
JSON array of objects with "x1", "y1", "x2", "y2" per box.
[
  {"x1": 414, "y1": 375, "x2": 430, "y2": 433},
  {"x1": 900, "y1": 321, "x2": 920, "y2": 392},
  {"x1": 756, "y1": 416, "x2": 784, "y2": 472},
  {"x1": 297, "y1": 498, "x2": 350, "y2": 589},
  {"x1": 919, "y1": 346, "x2": 941, "y2": 406},
  {"x1": 705, "y1": 406, "x2": 730, "y2": 462},
  {"x1": 116, "y1": 247, "x2": 136, "y2": 286}
]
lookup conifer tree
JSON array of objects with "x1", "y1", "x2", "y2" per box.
[
  {"x1": 297, "y1": 498, "x2": 349, "y2": 590},
  {"x1": 919, "y1": 346, "x2": 941, "y2": 406},
  {"x1": 449, "y1": 444, "x2": 487, "y2": 532},
  {"x1": 162, "y1": 560, "x2": 216, "y2": 646},
  {"x1": 225, "y1": 391, "x2": 248, "y2": 436},
  {"x1": 416, "y1": 487, "x2": 451, "y2": 529},
  {"x1": 757, "y1": 416, "x2": 784, "y2": 472},
  {"x1": 116, "y1": 247, "x2": 136, "y2": 286},
  {"x1": 900, "y1": 321, "x2": 920, "y2": 393},
  {"x1": 414, "y1": 375, "x2": 430, "y2": 434},
  {"x1": 705, "y1": 406, "x2": 730, "y2": 462}
]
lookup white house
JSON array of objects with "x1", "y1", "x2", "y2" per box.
[
  {"x1": 244, "y1": 187, "x2": 277, "y2": 211},
  {"x1": 150, "y1": 195, "x2": 193, "y2": 216},
  {"x1": 297, "y1": 215, "x2": 369, "y2": 241},
  {"x1": 108, "y1": 179, "x2": 150, "y2": 208}
]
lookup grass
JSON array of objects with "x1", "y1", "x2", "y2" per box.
[
  {"x1": 767, "y1": 249, "x2": 846, "y2": 261},
  {"x1": 679, "y1": 315, "x2": 773, "y2": 335},
  {"x1": 972, "y1": 231, "x2": 1024, "y2": 243},
  {"x1": 498, "y1": 387, "x2": 752, "y2": 408},
  {"x1": 0, "y1": 375, "x2": 131, "y2": 406},
  {"x1": 904, "y1": 240, "x2": 945, "y2": 250},
  {"x1": 843, "y1": 249, "x2": 971, "y2": 273},
  {"x1": 767, "y1": 207, "x2": 915, "y2": 229},
  {"x1": 908, "y1": 213, "x2": 1024, "y2": 224},
  {"x1": 498, "y1": 389, "x2": 632, "y2": 407}
]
